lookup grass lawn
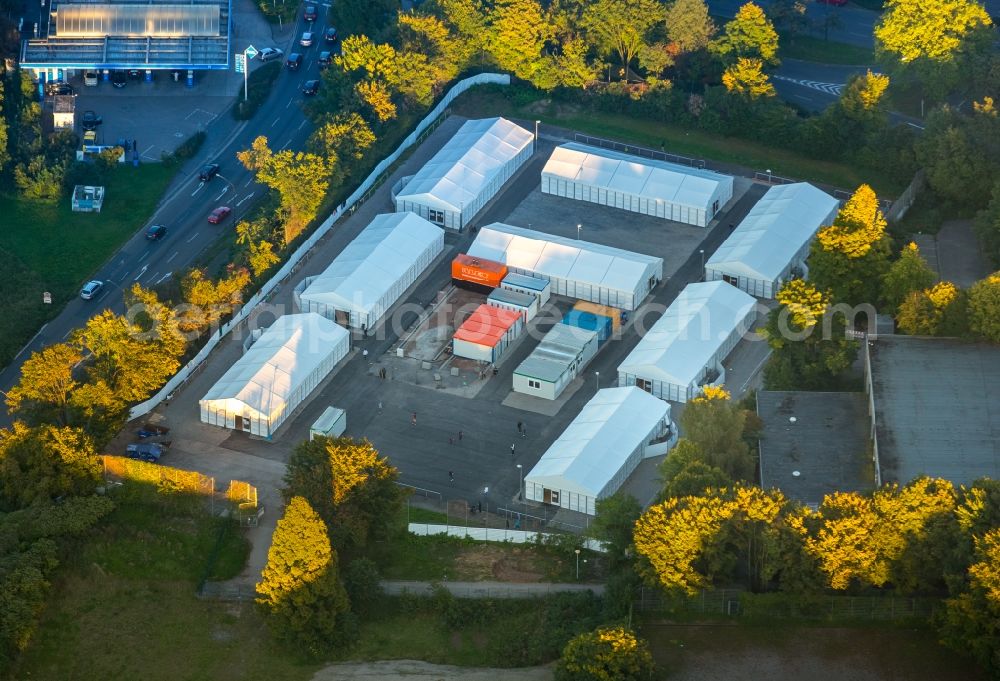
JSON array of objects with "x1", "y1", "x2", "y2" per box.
[
  {"x1": 0, "y1": 163, "x2": 176, "y2": 366},
  {"x1": 451, "y1": 90, "x2": 901, "y2": 196},
  {"x1": 779, "y1": 34, "x2": 875, "y2": 65}
]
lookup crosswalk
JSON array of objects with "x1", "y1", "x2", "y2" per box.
[{"x1": 772, "y1": 74, "x2": 845, "y2": 96}]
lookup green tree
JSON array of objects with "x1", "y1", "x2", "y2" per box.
[
  {"x1": 896, "y1": 281, "x2": 966, "y2": 336},
  {"x1": 485, "y1": 0, "x2": 555, "y2": 81},
  {"x1": 0, "y1": 538, "x2": 59, "y2": 669},
  {"x1": 0, "y1": 81, "x2": 10, "y2": 174},
  {"x1": 331, "y1": 0, "x2": 399, "y2": 40},
  {"x1": 916, "y1": 105, "x2": 999, "y2": 208},
  {"x1": 0, "y1": 423, "x2": 100, "y2": 510},
  {"x1": 722, "y1": 57, "x2": 776, "y2": 98},
  {"x1": 663, "y1": 455, "x2": 731, "y2": 498},
  {"x1": 939, "y1": 528, "x2": 1000, "y2": 677},
  {"x1": 555, "y1": 626, "x2": 656, "y2": 681},
  {"x1": 343, "y1": 557, "x2": 382, "y2": 618},
  {"x1": 588, "y1": 492, "x2": 641, "y2": 571},
  {"x1": 974, "y1": 181, "x2": 1000, "y2": 267},
  {"x1": 711, "y1": 2, "x2": 779, "y2": 64},
  {"x1": 5, "y1": 344, "x2": 82, "y2": 426},
  {"x1": 882, "y1": 242, "x2": 937, "y2": 312},
  {"x1": 967, "y1": 272, "x2": 1000, "y2": 342},
  {"x1": 679, "y1": 386, "x2": 755, "y2": 481},
  {"x1": 256, "y1": 497, "x2": 350, "y2": 654},
  {"x1": 580, "y1": 0, "x2": 665, "y2": 80},
  {"x1": 665, "y1": 0, "x2": 715, "y2": 53},
  {"x1": 429, "y1": 0, "x2": 487, "y2": 65},
  {"x1": 13, "y1": 157, "x2": 66, "y2": 202}
]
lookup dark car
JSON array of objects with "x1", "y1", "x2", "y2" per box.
[
  {"x1": 46, "y1": 82, "x2": 75, "y2": 96},
  {"x1": 286, "y1": 52, "x2": 303, "y2": 70},
  {"x1": 302, "y1": 79, "x2": 320, "y2": 96},
  {"x1": 146, "y1": 224, "x2": 167, "y2": 241},
  {"x1": 126, "y1": 443, "x2": 164, "y2": 463},
  {"x1": 80, "y1": 280, "x2": 104, "y2": 300},
  {"x1": 318, "y1": 50, "x2": 332, "y2": 69},
  {"x1": 198, "y1": 163, "x2": 220, "y2": 182},
  {"x1": 304, "y1": 4, "x2": 317, "y2": 21},
  {"x1": 128, "y1": 69, "x2": 142, "y2": 79},
  {"x1": 81, "y1": 110, "x2": 103, "y2": 130},
  {"x1": 111, "y1": 71, "x2": 127, "y2": 88},
  {"x1": 207, "y1": 206, "x2": 232, "y2": 224},
  {"x1": 324, "y1": 26, "x2": 338, "y2": 43}
]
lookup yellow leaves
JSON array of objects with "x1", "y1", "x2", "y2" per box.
[
  {"x1": 816, "y1": 184, "x2": 887, "y2": 258},
  {"x1": 857, "y1": 70, "x2": 890, "y2": 110},
  {"x1": 721, "y1": 57, "x2": 775, "y2": 99},
  {"x1": 257, "y1": 496, "x2": 333, "y2": 606},
  {"x1": 560, "y1": 626, "x2": 656, "y2": 680},
  {"x1": 973, "y1": 96, "x2": 996, "y2": 116},
  {"x1": 968, "y1": 271, "x2": 1000, "y2": 342},
  {"x1": 925, "y1": 281, "x2": 958, "y2": 309},
  {"x1": 776, "y1": 279, "x2": 828, "y2": 329},
  {"x1": 355, "y1": 80, "x2": 397, "y2": 123},
  {"x1": 875, "y1": 0, "x2": 992, "y2": 63},
  {"x1": 694, "y1": 384, "x2": 731, "y2": 403},
  {"x1": 969, "y1": 529, "x2": 1000, "y2": 606},
  {"x1": 897, "y1": 281, "x2": 958, "y2": 336}
]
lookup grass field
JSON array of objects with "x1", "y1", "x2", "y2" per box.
[
  {"x1": 0, "y1": 163, "x2": 176, "y2": 366},
  {"x1": 779, "y1": 34, "x2": 875, "y2": 65},
  {"x1": 450, "y1": 90, "x2": 900, "y2": 196}
]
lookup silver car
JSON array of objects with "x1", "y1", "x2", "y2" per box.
[
  {"x1": 258, "y1": 47, "x2": 284, "y2": 62},
  {"x1": 80, "y1": 280, "x2": 104, "y2": 300},
  {"x1": 300, "y1": 31, "x2": 313, "y2": 47}
]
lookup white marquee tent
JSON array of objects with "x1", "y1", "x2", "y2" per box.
[
  {"x1": 524, "y1": 387, "x2": 671, "y2": 515},
  {"x1": 541, "y1": 142, "x2": 734, "y2": 227},
  {"x1": 617, "y1": 281, "x2": 757, "y2": 402},
  {"x1": 199, "y1": 313, "x2": 350, "y2": 439},
  {"x1": 294, "y1": 213, "x2": 444, "y2": 331},
  {"x1": 393, "y1": 117, "x2": 534, "y2": 230},
  {"x1": 705, "y1": 182, "x2": 839, "y2": 298},
  {"x1": 467, "y1": 223, "x2": 663, "y2": 310}
]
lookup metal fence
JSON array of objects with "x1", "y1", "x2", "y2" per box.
[
  {"x1": 407, "y1": 522, "x2": 606, "y2": 551},
  {"x1": 572, "y1": 132, "x2": 706, "y2": 169},
  {"x1": 128, "y1": 72, "x2": 511, "y2": 421}
]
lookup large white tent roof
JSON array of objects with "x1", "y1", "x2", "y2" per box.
[
  {"x1": 299, "y1": 213, "x2": 442, "y2": 316},
  {"x1": 201, "y1": 313, "x2": 348, "y2": 418},
  {"x1": 526, "y1": 387, "x2": 668, "y2": 498},
  {"x1": 543, "y1": 142, "x2": 731, "y2": 211},
  {"x1": 706, "y1": 183, "x2": 839, "y2": 282},
  {"x1": 395, "y1": 117, "x2": 534, "y2": 213},
  {"x1": 467, "y1": 223, "x2": 663, "y2": 294},
  {"x1": 618, "y1": 281, "x2": 757, "y2": 387}
]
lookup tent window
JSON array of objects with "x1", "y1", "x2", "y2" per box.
[
  {"x1": 428, "y1": 209, "x2": 445, "y2": 225},
  {"x1": 635, "y1": 378, "x2": 652, "y2": 393},
  {"x1": 723, "y1": 274, "x2": 739, "y2": 288},
  {"x1": 528, "y1": 380, "x2": 541, "y2": 389},
  {"x1": 712, "y1": 199, "x2": 719, "y2": 216}
]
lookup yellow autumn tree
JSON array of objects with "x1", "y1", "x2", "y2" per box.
[
  {"x1": 177, "y1": 267, "x2": 251, "y2": 333},
  {"x1": 969, "y1": 529, "x2": 1000, "y2": 607},
  {"x1": 967, "y1": 272, "x2": 1000, "y2": 342},
  {"x1": 776, "y1": 279, "x2": 828, "y2": 329},
  {"x1": 896, "y1": 281, "x2": 962, "y2": 336},
  {"x1": 721, "y1": 57, "x2": 775, "y2": 98},
  {"x1": 875, "y1": 0, "x2": 991, "y2": 64},
  {"x1": 556, "y1": 626, "x2": 656, "y2": 681}
]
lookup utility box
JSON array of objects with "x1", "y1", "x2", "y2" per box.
[{"x1": 309, "y1": 407, "x2": 347, "y2": 440}]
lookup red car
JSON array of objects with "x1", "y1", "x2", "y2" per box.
[{"x1": 208, "y1": 206, "x2": 232, "y2": 224}]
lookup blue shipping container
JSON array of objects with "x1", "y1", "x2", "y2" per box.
[{"x1": 561, "y1": 310, "x2": 612, "y2": 343}]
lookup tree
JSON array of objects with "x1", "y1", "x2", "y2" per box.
[
  {"x1": 256, "y1": 497, "x2": 351, "y2": 654},
  {"x1": 767, "y1": 0, "x2": 808, "y2": 40},
  {"x1": 882, "y1": 242, "x2": 937, "y2": 312},
  {"x1": 588, "y1": 492, "x2": 642, "y2": 571},
  {"x1": 874, "y1": 0, "x2": 992, "y2": 70},
  {"x1": 974, "y1": 182, "x2": 1000, "y2": 268},
  {"x1": 176, "y1": 267, "x2": 250, "y2": 333},
  {"x1": 430, "y1": 0, "x2": 487, "y2": 66},
  {"x1": 0, "y1": 423, "x2": 100, "y2": 510},
  {"x1": 808, "y1": 184, "x2": 891, "y2": 306},
  {"x1": 762, "y1": 279, "x2": 858, "y2": 390},
  {"x1": 967, "y1": 272, "x2": 1000, "y2": 342},
  {"x1": 555, "y1": 626, "x2": 656, "y2": 681},
  {"x1": 580, "y1": 0, "x2": 665, "y2": 80},
  {"x1": 247, "y1": 240, "x2": 281, "y2": 278},
  {"x1": 330, "y1": 0, "x2": 399, "y2": 41},
  {"x1": 679, "y1": 386, "x2": 755, "y2": 481},
  {"x1": 485, "y1": 0, "x2": 555, "y2": 81},
  {"x1": 896, "y1": 281, "x2": 966, "y2": 336},
  {"x1": 665, "y1": 0, "x2": 715, "y2": 53},
  {"x1": 5, "y1": 344, "x2": 82, "y2": 426},
  {"x1": 399, "y1": 12, "x2": 463, "y2": 83},
  {"x1": 916, "y1": 106, "x2": 1000, "y2": 207},
  {"x1": 664, "y1": 457, "x2": 732, "y2": 498},
  {"x1": 311, "y1": 112, "x2": 376, "y2": 180},
  {"x1": 839, "y1": 70, "x2": 891, "y2": 120},
  {"x1": 124, "y1": 284, "x2": 186, "y2": 358},
  {"x1": 13, "y1": 157, "x2": 66, "y2": 202},
  {"x1": 711, "y1": 2, "x2": 779, "y2": 64},
  {"x1": 939, "y1": 528, "x2": 1000, "y2": 677},
  {"x1": 722, "y1": 57, "x2": 775, "y2": 98}
]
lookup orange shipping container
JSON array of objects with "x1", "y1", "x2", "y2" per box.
[
  {"x1": 451, "y1": 254, "x2": 508, "y2": 290},
  {"x1": 573, "y1": 300, "x2": 623, "y2": 333}
]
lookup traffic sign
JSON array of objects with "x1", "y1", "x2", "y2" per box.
[
  {"x1": 245, "y1": 44, "x2": 258, "y2": 60},
  {"x1": 235, "y1": 53, "x2": 246, "y2": 73}
]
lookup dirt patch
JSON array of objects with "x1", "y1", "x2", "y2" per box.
[
  {"x1": 311, "y1": 660, "x2": 553, "y2": 680},
  {"x1": 451, "y1": 545, "x2": 545, "y2": 583}
]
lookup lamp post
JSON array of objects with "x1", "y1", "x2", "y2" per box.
[
  {"x1": 699, "y1": 248, "x2": 705, "y2": 278},
  {"x1": 535, "y1": 120, "x2": 540, "y2": 151},
  {"x1": 595, "y1": 371, "x2": 600, "y2": 391},
  {"x1": 577, "y1": 223, "x2": 582, "y2": 241},
  {"x1": 575, "y1": 548, "x2": 581, "y2": 580},
  {"x1": 516, "y1": 463, "x2": 523, "y2": 502}
]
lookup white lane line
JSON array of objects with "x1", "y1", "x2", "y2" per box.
[
  {"x1": 14, "y1": 324, "x2": 48, "y2": 360},
  {"x1": 147, "y1": 271, "x2": 160, "y2": 283},
  {"x1": 186, "y1": 231, "x2": 200, "y2": 243},
  {"x1": 118, "y1": 271, "x2": 128, "y2": 282},
  {"x1": 905, "y1": 122, "x2": 925, "y2": 130},
  {"x1": 215, "y1": 186, "x2": 229, "y2": 201},
  {"x1": 133, "y1": 265, "x2": 148, "y2": 281},
  {"x1": 272, "y1": 116, "x2": 281, "y2": 127},
  {"x1": 166, "y1": 251, "x2": 179, "y2": 263},
  {"x1": 63, "y1": 327, "x2": 75, "y2": 339},
  {"x1": 138, "y1": 249, "x2": 152, "y2": 262},
  {"x1": 236, "y1": 191, "x2": 255, "y2": 207},
  {"x1": 279, "y1": 138, "x2": 291, "y2": 151},
  {"x1": 793, "y1": 94, "x2": 811, "y2": 102},
  {"x1": 286, "y1": 98, "x2": 294, "y2": 109},
  {"x1": 140, "y1": 145, "x2": 154, "y2": 158},
  {"x1": 298, "y1": 119, "x2": 306, "y2": 130},
  {"x1": 191, "y1": 182, "x2": 205, "y2": 196},
  {"x1": 244, "y1": 177, "x2": 254, "y2": 187}
]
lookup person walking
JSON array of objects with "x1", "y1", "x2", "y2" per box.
[
  {"x1": 517, "y1": 421, "x2": 523, "y2": 435},
  {"x1": 411, "y1": 412, "x2": 417, "y2": 427},
  {"x1": 521, "y1": 425, "x2": 526, "y2": 439},
  {"x1": 448, "y1": 470, "x2": 454, "y2": 482},
  {"x1": 511, "y1": 443, "x2": 516, "y2": 459},
  {"x1": 377, "y1": 401, "x2": 383, "y2": 414},
  {"x1": 458, "y1": 430, "x2": 463, "y2": 442}
]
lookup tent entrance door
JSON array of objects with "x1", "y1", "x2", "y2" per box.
[
  {"x1": 722, "y1": 274, "x2": 739, "y2": 288},
  {"x1": 335, "y1": 309, "x2": 350, "y2": 327},
  {"x1": 635, "y1": 378, "x2": 652, "y2": 393},
  {"x1": 543, "y1": 489, "x2": 559, "y2": 505},
  {"x1": 234, "y1": 415, "x2": 247, "y2": 431}
]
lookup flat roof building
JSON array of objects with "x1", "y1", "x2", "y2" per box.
[
  {"x1": 452, "y1": 304, "x2": 524, "y2": 364},
  {"x1": 513, "y1": 323, "x2": 599, "y2": 401}
]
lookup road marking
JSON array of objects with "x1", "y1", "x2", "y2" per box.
[
  {"x1": 134, "y1": 265, "x2": 148, "y2": 281},
  {"x1": 138, "y1": 249, "x2": 152, "y2": 262},
  {"x1": 244, "y1": 177, "x2": 255, "y2": 187},
  {"x1": 140, "y1": 145, "x2": 155, "y2": 158},
  {"x1": 147, "y1": 271, "x2": 160, "y2": 283},
  {"x1": 280, "y1": 138, "x2": 291, "y2": 151},
  {"x1": 272, "y1": 116, "x2": 281, "y2": 127},
  {"x1": 63, "y1": 327, "x2": 76, "y2": 339},
  {"x1": 286, "y1": 99, "x2": 293, "y2": 109},
  {"x1": 14, "y1": 324, "x2": 47, "y2": 360},
  {"x1": 906, "y1": 122, "x2": 925, "y2": 130},
  {"x1": 236, "y1": 192, "x2": 255, "y2": 207},
  {"x1": 155, "y1": 272, "x2": 173, "y2": 284},
  {"x1": 215, "y1": 186, "x2": 229, "y2": 201},
  {"x1": 298, "y1": 119, "x2": 306, "y2": 130},
  {"x1": 118, "y1": 271, "x2": 128, "y2": 282},
  {"x1": 187, "y1": 231, "x2": 200, "y2": 243},
  {"x1": 191, "y1": 182, "x2": 205, "y2": 196},
  {"x1": 166, "y1": 251, "x2": 179, "y2": 263},
  {"x1": 793, "y1": 94, "x2": 811, "y2": 103},
  {"x1": 772, "y1": 74, "x2": 846, "y2": 96}
]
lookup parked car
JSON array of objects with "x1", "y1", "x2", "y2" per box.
[
  {"x1": 207, "y1": 206, "x2": 232, "y2": 224},
  {"x1": 324, "y1": 26, "x2": 338, "y2": 43},
  {"x1": 146, "y1": 224, "x2": 167, "y2": 241},
  {"x1": 46, "y1": 82, "x2": 74, "y2": 96},
  {"x1": 128, "y1": 69, "x2": 142, "y2": 79},
  {"x1": 126, "y1": 443, "x2": 164, "y2": 463},
  {"x1": 199, "y1": 162, "x2": 220, "y2": 181},
  {"x1": 84, "y1": 71, "x2": 99, "y2": 86},
  {"x1": 302, "y1": 79, "x2": 320, "y2": 96},
  {"x1": 286, "y1": 52, "x2": 303, "y2": 69},
  {"x1": 111, "y1": 71, "x2": 127, "y2": 88},
  {"x1": 300, "y1": 31, "x2": 314, "y2": 47},
  {"x1": 83, "y1": 130, "x2": 97, "y2": 145},
  {"x1": 81, "y1": 110, "x2": 103, "y2": 130},
  {"x1": 80, "y1": 280, "x2": 104, "y2": 300},
  {"x1": 259, "y1": 46, "x2": 284, "y2": 62},
  {"x1": 303, "y1": 4, "x2": 317, "y2": 21},
  {"x1": 318, "y1": 51, "x2": 332, "y2": 69}
]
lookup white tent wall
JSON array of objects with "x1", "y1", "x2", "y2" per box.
[
  {"x1": 295, "y1": 213, "x2": 444, "y2": 330},
  {"x1": 393, "y1": 117, "x2": 535, "y2": 230},
  {"x1": 467, "y1": 223, "x2": 663, "y2": 311},
  {"x1": 540, "y1": 143, "x2": 734, "y2": 228},
  {"x1": 199, "y1": 313, "x2": 351, "y2": 439},
  {"x1": 704, "y1": 183, "x2": 839, "y2": 299}
]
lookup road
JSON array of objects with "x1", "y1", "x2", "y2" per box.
[
  {"x1": 0, "y1": 13, "x2": 333, "y2": 427},
  {"x1": 707, "y1": 0, "x2": 879, "y2": 48}
]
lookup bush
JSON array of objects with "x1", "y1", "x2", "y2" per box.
[
  {"x1": 173, "y1": 130, "x2": 206, "y2": 161},
  {"x1": 343, "y1": 557, "x2": 383, "y2": 618},
  {"x1": 233, "y1": 62, "x2": 282, "y2": 120}
]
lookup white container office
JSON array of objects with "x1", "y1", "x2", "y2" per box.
[
  {"x1": 487, "y1": 287, "x2": 539, "y2": 323},
  {"x1": 309, "y1": 406, "x2": 347, "y2": 440},
  {"x1": 501, "y1": 272, "x2": 551, "y2": 307},
  {"x1": 512, "y1": 323, "x2": 599, "y2": 401}
]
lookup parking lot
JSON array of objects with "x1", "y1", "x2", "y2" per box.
[{"x1": 126, "y1": 115, "x2": 773, "y2": 542}]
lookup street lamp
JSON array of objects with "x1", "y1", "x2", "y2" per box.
[
  {"x1": 575, "y1": 548, "x2": 581, "y2": 580},
  {"x1": 594, "y1": 371, "x2": 600, "y2": 391},
  {"x1": 516, "y1": 463, "x2": 523, "y2": 502},
  {"x1": 577, "y1": 223, "x2": 582, "y2": 241},
  {"x1": 699, "y1": 248, "x2": 705, "y2": 276}
]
